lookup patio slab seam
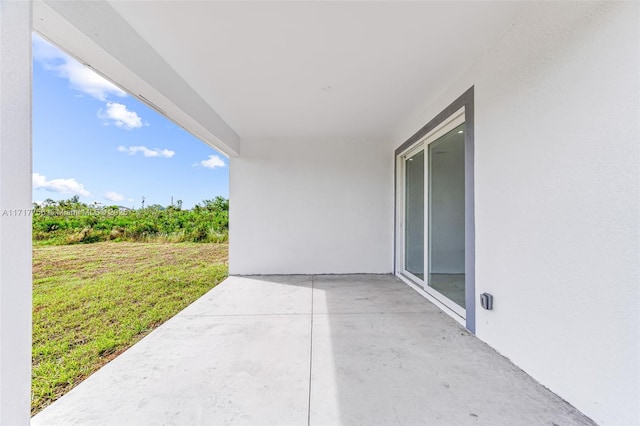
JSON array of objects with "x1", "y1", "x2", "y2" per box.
[{"x1": 177, "y1": 312, "x2": 311, "y2": 317}]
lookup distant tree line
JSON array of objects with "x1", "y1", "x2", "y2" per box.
[{"x1": 32, "y1": 196, "x2": 229, "y2": 245}]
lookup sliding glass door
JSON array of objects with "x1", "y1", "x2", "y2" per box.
[
  {"x1": 398, "y1": 111, "x2": 467, "y2": 319},
  {"x1": 427, "y1": 123, "x2": 466, "y2": 312}
]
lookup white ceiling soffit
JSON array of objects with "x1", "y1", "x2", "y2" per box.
[{"x1": 35, "y1": 1, "x2": 530, "y2": 145}]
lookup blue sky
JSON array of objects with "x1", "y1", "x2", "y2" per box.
[{"x1": 32, "y1": 34, "x2": 229, "y2": 209}]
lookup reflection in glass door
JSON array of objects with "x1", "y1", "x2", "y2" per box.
[
  {"x1": 404, "y1": 149, "x2": 424, "y2": 280},
  {"x1": 427, "y1": 123, "x2": 466, "y2": 309},
  {"x1": 396, "y1": 96, "x2": 474, "y2": 327}
]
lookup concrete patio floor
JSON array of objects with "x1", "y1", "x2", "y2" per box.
[{"x1": 32, "y1": 275, "x2": 594, "y2": 426}]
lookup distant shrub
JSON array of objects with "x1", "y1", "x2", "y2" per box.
[{"x1": 32, "y1": 197, "x2": 229, "y2": 245}]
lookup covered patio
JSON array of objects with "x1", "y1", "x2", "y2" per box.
[
  {"x1": 32, "y1": 275, "x2": 593, "y2": 425},
  {"x1": 1, "y1": 1, "x2": 637, "y2": 424}
]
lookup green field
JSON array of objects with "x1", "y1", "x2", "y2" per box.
[{"x1": 32, "y1": 242, "x2": 228, "y2": 414}]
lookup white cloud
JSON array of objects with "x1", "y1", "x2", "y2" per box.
[
  {"x1": 117, "y1": 145, "x2": 175, "y2": 158},
  {"x1": 33, "y1": 173, "x2": 90, "y2": 197},
  {"x1": 105, "y1": 191, "x2": 126, "y2": 202},
  {"x1": 99, "y1": 102, "x2": 145, "y2": 130},
  {"x1": 32, "y1": 34, "x2": 126, "y2": 101},
  {"x1": 196, "y1": 155, "x2": 226, "y2": 169}
]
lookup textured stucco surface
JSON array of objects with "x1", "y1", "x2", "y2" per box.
[
  {"x1": 393, "y1": 2, "x2": 640, "y2": 424},
  {"x1": 0, "y1": 1, "x2": 33, "y2": 425},
  {"x1": 230, "y1": 138, "x2": 394, "y2": 274}
]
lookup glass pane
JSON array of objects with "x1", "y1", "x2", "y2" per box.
[
  {"x1": 428, "y1": 123, "x2": 465, "y2": 308},
  {"x1": 405, "y1": 150, "x2": 424, "y2": 280}
]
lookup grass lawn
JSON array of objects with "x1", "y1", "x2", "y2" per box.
[{"x1": 32, "y1": 242, "x2": 228, "y2": 415}]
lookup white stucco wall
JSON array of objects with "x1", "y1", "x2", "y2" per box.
[
  {"x1": 0, "y1": 1, "x2": 33, "y2": 425},
  {"x1": 394, "y1": 2, "x2": 640, "y2": 425},
  {"x1": 229, "y1": 138, "x2": 393, "y2": 275}
]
